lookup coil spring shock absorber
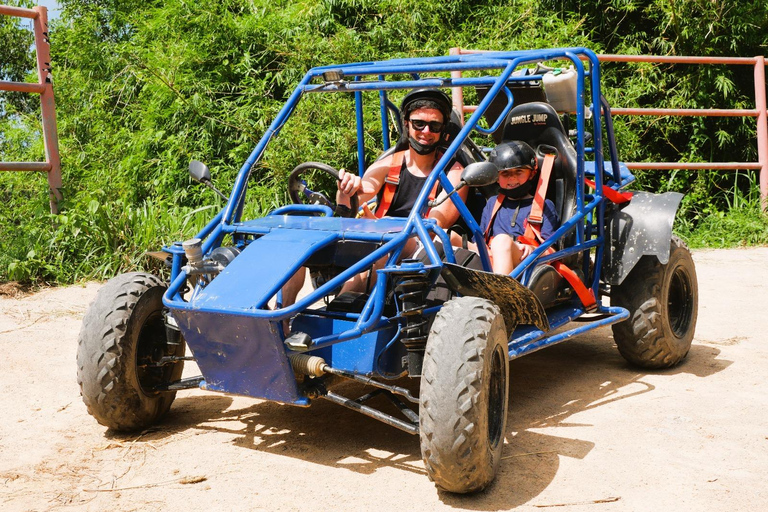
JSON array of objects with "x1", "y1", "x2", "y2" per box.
[{"x1": 393, "y1": 260, "x2": 431, "y2": 377}]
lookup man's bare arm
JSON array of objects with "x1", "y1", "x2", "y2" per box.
[{"x1": 428, "y1": 161, "x2": 467, "y2": 229}]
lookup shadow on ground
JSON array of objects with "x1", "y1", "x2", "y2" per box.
[{"x1": 106, "y1": 327, "x2": 731, "y2": 508}]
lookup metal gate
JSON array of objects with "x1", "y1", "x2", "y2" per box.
[{"x1": 0, "y1": 4, "x2": 62, "y2": 214}]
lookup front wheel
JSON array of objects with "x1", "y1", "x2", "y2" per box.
[
  {"x1": 419, "y1": 297, "x2": 509, "y2": 494},
  {"x1": 77, "y1": 272, "x2": 185, "y2": 431},
  {"x1": 611, "y1": 237, "x2": 698, "y2": 368}
]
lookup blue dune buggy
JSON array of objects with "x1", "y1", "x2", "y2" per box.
[{"x1": 77, "y1": 48, "x2": 698, "y2": 493}]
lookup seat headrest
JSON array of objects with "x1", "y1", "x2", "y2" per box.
[{"x1": 501, "y1": 102, "x2": 567, "y2": 143}]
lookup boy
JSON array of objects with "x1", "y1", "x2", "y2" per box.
[{"x1": 479, "y1": 140, "x2": 559, "y2": 274}]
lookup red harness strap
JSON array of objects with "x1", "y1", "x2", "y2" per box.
[
  {"x1": 375, "y1": 150, "x2": 440, "y2": 218},
  {"x1": 526, "y1": 152, "x2": 556, "y2": 236},
  {"x1": 584, "y1": 178, "x2": 633, "y2": 204},
  {"x1": 483, "y1": 194, "x2": 505, "y2": 245}
]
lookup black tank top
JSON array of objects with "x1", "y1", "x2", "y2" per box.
[{"x1": 379, "y1": 160, "x2": 443, "y2": 218}]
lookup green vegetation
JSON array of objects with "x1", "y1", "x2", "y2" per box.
[{"x1": 1, "y1": 0, "x2": 767, "y2": 282}]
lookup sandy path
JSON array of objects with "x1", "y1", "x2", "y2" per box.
[{"x1": 1, "y1": 247, "x2": 766, "y2": 511}]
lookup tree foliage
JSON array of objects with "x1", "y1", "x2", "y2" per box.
[{"x1": 1, "y1": 0, "x2": 767, "y2": 282}]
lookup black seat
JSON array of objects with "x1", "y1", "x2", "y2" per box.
[
  {"x1": 500, "y1": 102, "x2": 577, "y2": 233},
  {"x1": 500, "y1": 102, "x2": 585, "y2": 304}
]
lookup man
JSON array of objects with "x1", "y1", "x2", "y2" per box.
[
  {"x1": 336, "y1": 88, "x2": 466, "y2": 229},
  {"x1": 282, "y1": 88, "x2": 468, "y2": 310}
]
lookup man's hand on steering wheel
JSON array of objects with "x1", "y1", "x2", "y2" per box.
[
  {"x1": 336, "y1": 169, "x2": 362, "y2": 207},
  {"x1": 287, "y1": 162, "x2": 359, "y2": 216}
]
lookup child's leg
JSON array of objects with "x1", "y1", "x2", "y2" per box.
[
  {"x1": 489, "y1": 234, "x2": 516, "y2": 275},
  {"x1": 489, "y1": 235, "x2": 531, "y2": 274}
]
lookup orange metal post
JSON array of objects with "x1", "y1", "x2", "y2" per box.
[
  {"x1": 0, "y1": 4, "x2": 62, "y2": 214},
  {"x1": 754, "y1": 56, "x2": 768, "y2": 211},
  {"x1": 33, "y1": 5, "x2": 62, "y2": 214}
]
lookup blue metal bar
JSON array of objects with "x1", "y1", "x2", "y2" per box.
[
  {"x1": 521, "y1": 238, "x2": 603, "y2": 282},
  {"x1": 378, "y1": 77, "x2": 390, "y2": 153},
  {"x1": 163, "y1": 243, "x2": 186, "y2": 282},
  {"x1": 355, "y1": 78, "x2": 366, "y2": 176},
  {"x1": 410, "y1": 216, "x2": 441, "y2": 265},
  {"x1": 307, "y1": 48, "x2": 591, "y2": 77},
  {"x1": 355, "y1": 273, "x2": 387, "y2": 330},
  {"x1": 508, "y1": 306, "x2": 629, "y2": 359},
  {"x1": 600, "y1": 94, "x2": 623, "y2": 186},
  {"x1": 303, "y1": 74, "x2": 546, "y2": 94},
  {"x1": 583, "y1": 51, "x2": 606, "y2": 302},
  {"x1": 375, "y1": 324, "x2": 404, "y2": 379},
  {"x1": 428, "y1": 224, "x2": 455, "y2": 263},
  {"x1": 201, "y1": 222, "x2": 225, "y2": 255},
  {"x1": 268, "y1": 204, "x2": 334, "y2": 217},
  {"x1": 310, "y1": 263, "x2": 439, "y2": 349},
  {"x1": 193, "y1": 209, "x2": 224, "y2": 242},
  {"x1": 472, "y1": 86, "x2": 514, "y2": 135},
  {"x1": 406, "y1": 61, "x2": 518, "y2": 231},
  {"x1": 511, "y1": 196, "x2": 601, "y2": 280},
  {"x1": 433, "y1": 172, "x2": 494, "y2": 270},
  {"x1": 293, "y1": 317, "x2": 399, "y2": 352},
  {"x1": 309, "y1": 60, "x2": 514, "y2": 78},
  {"x1": 570, "y1": 51, "x2": 588, "y2": 246}
]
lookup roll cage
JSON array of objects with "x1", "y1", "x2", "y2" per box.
[{"x1": 162, "y1": 47, "x2": 635, "y2": 364}]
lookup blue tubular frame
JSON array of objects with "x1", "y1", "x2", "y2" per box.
[
  {"x1": 355, "y1": 79, "x2": 366, "y2": 176},
  {"x1": 163, "y1": 47, "x2": 632, "y2": 370},
  {"x1": 378, "y1": 79, "x2": 390, "y2": 154}
]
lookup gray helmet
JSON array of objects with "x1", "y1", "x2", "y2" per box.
[{"x1": 489, "y1": 140, "x2": 537, "y2": 170}]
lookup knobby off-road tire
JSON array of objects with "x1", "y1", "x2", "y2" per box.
[
  {"x1": 611, "y1": 237, "x2": 698, "y2": 368},
  {"x1": 77, "y1": 272, "x2": 185, "y2": 431},
  {"x1": 419, "y1": 297, "x2": 509, "y2": 494}
]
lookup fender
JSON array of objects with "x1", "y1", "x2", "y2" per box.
[
  {"x1": 440, "y1": 262, "x2": 550, "y2": 334},
  {"x1": 603, "y1": 190, "x2": 684, "y2": 286}
]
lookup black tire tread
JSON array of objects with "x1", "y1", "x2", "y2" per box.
[
  {"x1": 77, "y1": 272, "x2": 180, "y2": 431},
  {"x1": 419, "y1": 297, "x2": 508, "y2": 493},
  {"x1": 611, "y1": 237, "x2": 698, "y2": 369}
]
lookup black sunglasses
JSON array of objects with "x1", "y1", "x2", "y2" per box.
[{"x1": 408, "y1": 118, "x2": 444, "y2": 133}]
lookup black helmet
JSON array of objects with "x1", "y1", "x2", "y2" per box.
[
  {"x1": 397, "y1": 88, "x2": 453, "y2": 155},
  {"x1": 401, "y1": 88, "x2": 452, "y2": 123},
  {"x1": 489, "y1": 140, "x2": 537, "y2": 170}
]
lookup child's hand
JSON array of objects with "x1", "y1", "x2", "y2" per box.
[{"x1": 517, "y1": 242, "x2": 534, "y2": 260}]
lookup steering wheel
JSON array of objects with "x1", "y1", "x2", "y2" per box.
[{"x1": 288, "y1": 162, "x2": 359, "y2": 215}]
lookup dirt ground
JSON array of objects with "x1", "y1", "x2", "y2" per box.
[{"x1": 1, "y1": 247, "x2": 767, "y2": 511}]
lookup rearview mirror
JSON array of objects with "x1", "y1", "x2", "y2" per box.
[
  {"x1": 427, "y1": 161, "x2": 500, "y2": 208},
  {"x1": 189, "y1": 160, "x2": 211, "y2": 183},
  {"x1": 461, "y1": 161, "x2": 499, "y2": 188}
]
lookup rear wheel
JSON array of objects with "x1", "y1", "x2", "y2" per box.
[
  {"x1": 611, "y1": 237, "x2": 698, "y2": 368},
  {"x1": 419, "y1": 297, "x2": 509, "y2": 493},
  {"x1": 77, "y1": 272, "x2": 185, "y2": 431}
]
